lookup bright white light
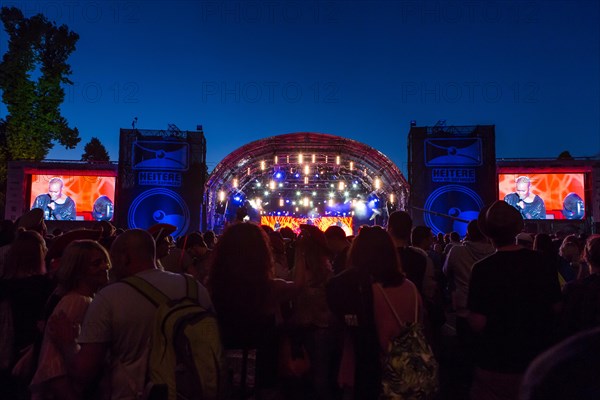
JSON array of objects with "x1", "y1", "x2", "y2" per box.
[
  {"x1": 264, "y1": 191, "x2": 269, "y2": 196},
  {"x1": 260, "y1": 160, "x2": 265, "y2": 170},
  {"x1": 304, "y1": 177, "x2": 309, "y2": 184},
  {"x1": 296, "y1": 191, "x2": 301, "y2": 196},
  {"x1": 278, "y1": 183, "x2": 283, "y2": 188},
  {"x1": 344, "y1": 191, "x2": 349, "y2": 197},
  {"x1": 274, "y1": 155, "x2": 278, "y2": 164},
  {"x1": 249, "y1": 198, "x2": 262, "y2": 210},
  {"x1": 269, "y1": 180, "x2": 275, "y2": 190},
  {"x1": 312, "y1": 191, "x2": 317, "y2": 196},
  {"x1": 303, "y1": 197, "x2": 309, "y2": 207},
  {"x1": 354, "y1": 200, "x2": 367, "y2": 217},
  {"x1": 328, "y1": 199, "x2": 334, "y2": 206},
  {"x1": 390, "y1": 193, "x2": 395, "y2": 203},
  {"x1": 329, "y1": 192, "x2": 335, "y2": 198},
  {"x1": 312, "y1": 154, "x2": 316, "y2": 163},
  {"x1": 256, "y1": 182, "x2": 261, "y2": 187},
  {"x1": 336, "y1": 155, "x2": 340, "y2": 165},
  {"x1": 338, "y1": 181, "x2": 345, "y2": 191},
  {"x1": 298, "y1": 153, "x2": 303, "y2": 163},
  {"x1": 349, "y1": 161, "x2": 354, "y2": 170},
  {"x1": 279, "y1": 198, "x2": 284, "y2": 207},
  {"x1": 304, "y1": 165, "x2": 310, "y2": 175},
  {"x1": 375, "y1": 178, "x2": 381, "y2": 190},
  {"x1": 218, "y1": 191, "x2": 225, "y2": 202},
  {"x1": 233, "y1": 178, "x2": 238, "y2": 188}
]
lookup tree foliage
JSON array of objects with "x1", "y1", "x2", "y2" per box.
[
  {"x1": 557, "y1": 150, "x2": 573, "y2": 160},
  {"x1": 82, "y1": 137, "x2": 110, "y2": 162},
  {"x1": 0, "y1": 6, "x2": 80, "y2": 161}
]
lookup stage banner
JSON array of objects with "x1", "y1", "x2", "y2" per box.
[
  {"x1": 115, "y1": 128, "x2": 206, "y2": 237},
  {"x1": 408, "y1": 125, "x2": 496, "y2": 236}
]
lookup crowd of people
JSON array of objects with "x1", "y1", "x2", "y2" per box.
[{"x1": 1, "y1": 202, "x2": 600, "y2": 400}]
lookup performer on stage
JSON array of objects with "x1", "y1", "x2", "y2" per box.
[
  {"x1": 31, "y1": 177, "x2": 77, "y2": 220},
  {"x1": 504, "y1": 176, "x2": 546, "y2": 220}
]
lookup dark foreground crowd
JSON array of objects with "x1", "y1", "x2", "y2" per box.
[{"x1": 1, "y1": 201, "x2": 600, "y2": 400}]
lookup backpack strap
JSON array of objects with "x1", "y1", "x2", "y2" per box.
[
  {"x1": 376, "y1": 283, "x2": 405, "y2": 329},
  {"x1": 184, "y1": 274, "x2": 198, "y2": 300},
  {"x1": 122, "y1": 274, "x2": 200, "y2": 308},
  {"x1": 122, "y1": 275, "x2": 170, "y2": 307},
  {"x1": 376, "y1": 282, "x2": 420, "y2": 329},
  {"x1": 410, "y1": 282, "x2": 419, "y2": 323}
]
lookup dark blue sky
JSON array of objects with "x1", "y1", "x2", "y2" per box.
[{"x1": 1, "y1": 0, "x2": 599, "y2": 173}]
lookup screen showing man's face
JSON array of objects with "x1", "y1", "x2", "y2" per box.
[
  {"x1": 48, "y1": 183, "x2": 62, "y2": 201},
  {"x1": 516, "y1": 182, "x2": 530, "y2": 200}
]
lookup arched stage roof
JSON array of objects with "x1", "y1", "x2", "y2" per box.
[{"x1": 205, "y1": 132, "x2": 409, "y2": 231}]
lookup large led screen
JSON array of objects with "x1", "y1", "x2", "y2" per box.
[
  {"x1": 261, "y1": 216, "x2": 353, "y2": 235},
  {"x1": 29, "y1": 174, "x2": 116, "y2": 221},
  {"x1": 498, "y1": 173, "x2": 585, "y2": 220}
]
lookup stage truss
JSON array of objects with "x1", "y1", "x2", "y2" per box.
[{"x1": 205, "y1": 132, "x2": 409, "y2": 233}]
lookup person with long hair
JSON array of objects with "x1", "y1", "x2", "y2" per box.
[
  {"x1": 0, "y1": 229, "x2": 54, "y2": 399},
  {"x1": 328, "y1": 226, "x2": 426, "y2": 399},
  {"x1": 208, "y1": 222, "x2": 300, "y2": 394},
  {"x1": 350, "y1": 226, "x2": 423, "y2": 354},
  {"x1": 31, "y1": 240, "x2": 111, "y2": 400}
]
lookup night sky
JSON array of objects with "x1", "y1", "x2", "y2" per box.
[{"x1": 1, "y1": 0, "x2": 599, "y2": 174}]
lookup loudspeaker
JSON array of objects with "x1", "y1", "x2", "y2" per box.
[
  {"x1": 115, "y1": 128, "x2": 206, "y2": 237},
  {"x1": 408, "y1": 125, "x2": 496, "y2": 236}
]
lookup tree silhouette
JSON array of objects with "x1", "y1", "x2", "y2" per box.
[
  {"x1": 0, "y1": 6, "x2": 80, "y2": 161},
  {"x1": 0, "y1": 6, "x2": 80, "y2": 213},
  {"x1": 82, "y1": 137, "x2": 110, "y2": 162},
  {"x1": 557, "y1": 151, "x2": 573, "y2": 160}
]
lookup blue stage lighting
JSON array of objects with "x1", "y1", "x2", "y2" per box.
[
  {"x1": 367, "y1": 193, "x2": 380, "y2": 209},
  {"x1": 232, "y1": 192, "x2": 245, "y2": 205},
  {"x1": 273, "y1": 170, "x2": 286, "y2": 181}
]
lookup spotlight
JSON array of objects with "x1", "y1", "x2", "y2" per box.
[
  {"x1": 232, "y1": 192, "x2": 245, "y2": 205},
  {"x1": 368, "y1": 193, "x2": 380, "y2": 209},
  {"x1": 273, "y1": 170, "x2": 286, "y2": 181}
]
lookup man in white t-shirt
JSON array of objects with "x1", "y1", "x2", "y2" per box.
[{"x1": 64, "y1": 229, "x2": 214, "y2": 400}]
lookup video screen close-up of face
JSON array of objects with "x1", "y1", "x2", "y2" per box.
[
  {"x1": 30, "y1": 174, "x2": 116, "y2": 221},
  {"x1": 498, "y1": 173, "x2": 586, "y2": 220}
]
